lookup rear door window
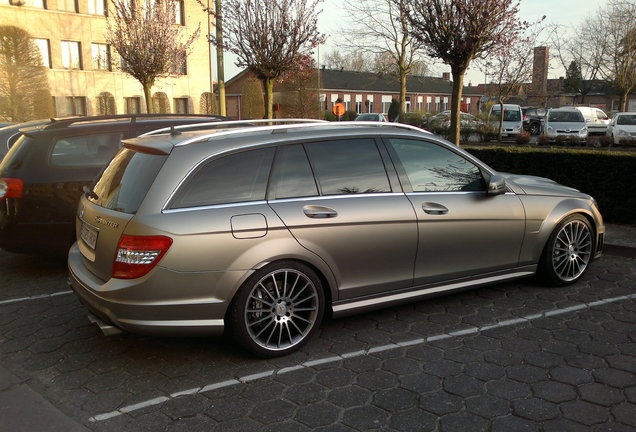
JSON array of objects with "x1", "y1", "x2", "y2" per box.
[
  {"x1": 50, "y1": 132, "x2": 123, "y2": 166},
  {"x1": 268, "y1": 144, "x2": 318, "y2": 200},
  {"x1": 169, "y1": 148, "x2": 275, "y2": 209},
  {"x1": 304, "y1": 139, "x2": 391, "y2": 195}
]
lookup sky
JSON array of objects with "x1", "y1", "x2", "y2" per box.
[{"x1": 222, "y1": 0, "x2": 605, "y2": 83}]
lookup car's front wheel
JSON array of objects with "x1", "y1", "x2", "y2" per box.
[
  {"x1": 228, "y1": 261, "x2": 325, "y2": 357},
  {"x1": 541, "y1": 214, "x2": 594, "y2": 286}
]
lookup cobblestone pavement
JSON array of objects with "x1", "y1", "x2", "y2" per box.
[{"x1": 0, "y1": 248, "x2": 635, "y2": 431}]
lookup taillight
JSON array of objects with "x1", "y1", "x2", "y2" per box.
[
  {"x1": 112, "y1": 235, "x2": 173, "y2": 279},
  {"x1": 0, "y1": 178, "x2": 23, "y2": 199}
]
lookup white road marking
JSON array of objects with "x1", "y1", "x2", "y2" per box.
[
  {"x1": 0, "y1": 290, "x2": 73, "y2": 305},
  {"x1": 83, "y1": 292, "x2": 634, "y2": 422}
]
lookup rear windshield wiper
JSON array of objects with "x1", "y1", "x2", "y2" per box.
[{"x1": 83, "y1": 185, "x2": 99, "y2": 200}]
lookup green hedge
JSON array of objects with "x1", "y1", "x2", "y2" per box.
[{"x1": 465, "y1": 147, "x2": 636, "y2": 224}]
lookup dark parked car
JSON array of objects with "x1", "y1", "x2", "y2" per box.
[
  {"x1": 521, "y1": 107, "x2": 547, "y2": 135},
  {"x1": 0, "y1": 114, "x2": 228, "y2": 255},
  {"x1": 0, "y1": 119, "x2": 52, "y2": 160},
  {"x1": 68, "y1": 120, "x2": 604, "y2": 357}
]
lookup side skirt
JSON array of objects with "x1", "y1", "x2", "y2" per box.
[{"x1": 331, "y1": 266, "x2": 537, "y2": 318}]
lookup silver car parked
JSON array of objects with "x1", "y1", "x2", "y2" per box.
[{"x1": 68, "y1": 120, "x2": 604, "y2": 357}]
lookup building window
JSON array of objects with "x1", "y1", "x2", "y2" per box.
[
  {"x1": 174, "y1": 97, "x2": 188, "y2": 114},
  {"x1": 13, "y1": 0, "x2": 46, "y2": 8},
  {"x1": 65, "y1": 96, "x2": 86, "y2": 116},
  {"x1": 91, "y1": 43, "x2": 111, "y2": 71},
  {"x1": 174, "y1": 0, "x2": 184, "y2": 25},
  {"x1": 355, "y1": 101, "x2": 362, "y2": 114},
  {"x1": 125, "y1": 97, "x2": 141, "y2": 114},
  {"x1": 152, "y1": 92, "x2": 171, "y2": 113},
  {"x1": 96, "y1": 92, "x2": 116, "y2": 115},
  {"x1": 88, "y1": 0, "x2": 107, "y2": 15},
  {"x1": 61, "y1": 41, "x2": 82, "y2": 69},
  {"x1": 381, "y1": 96, "x2": 392, "y2": 114},
  {"x1": 58, "y1": 0, "x2": 78, "y2": 12},
  {"x1": 33, "y1": 39, "x2": 51, "y2": 68},
  {"x1": 171, "y1": 51, "x2": 187, "y2": 75},
  {"x1": 366, "y1": 98, "x2": 373, "y2": 113}
]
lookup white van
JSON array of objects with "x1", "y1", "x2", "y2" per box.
[
  {"x1": 574, "y1": 107, "x2": 610, "y2": 135},
  {"x1": 489, "y1": 104, "x2": 523, "y2": 137}
]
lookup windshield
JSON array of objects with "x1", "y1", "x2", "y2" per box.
[
  {"x1": 548, "y1": 111, "x2": 584, "y2": 122},
  {"x1": 89, "y1": 148, "x2": 167, "y2": 214},
  {"x1": 617, "y1": 115, "x2": 636, "y2": 125}
]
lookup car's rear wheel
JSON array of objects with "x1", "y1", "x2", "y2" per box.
[
  {"x1": 228, "y1": 261, "x2": 324, "y2": 357},
  {"x1": 529, "y1": 122, "x2": 540, "y2": 135},
  {"x1": 541, "y1": 214, "x2": 594, "y2": 286}
]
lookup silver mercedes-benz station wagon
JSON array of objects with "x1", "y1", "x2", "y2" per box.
[{"x1": 68, "y1": 120, "x2": 604, "y2": 357}]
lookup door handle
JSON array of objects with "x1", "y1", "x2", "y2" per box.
[
  {"x1": 422, "y1": 202, "x2": 448, "y2": 215},
  {"x1": 303, "y1": 205, "x2": 338, "y2": 218}
]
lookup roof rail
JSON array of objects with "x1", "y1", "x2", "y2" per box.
[
  {"x1": 140, "y1": 118, "x2": 327, "y2": 137},
  {"x1": 173, "y1": 120, "x2": 430, "y2": 147},
  {"x1": 44, "y1": 114, "x2": 228, "y2": 129}
]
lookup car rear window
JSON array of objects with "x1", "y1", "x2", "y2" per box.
[
  {"x1": 50, "y1": 132, "x2": 123, "y2": 166},
  {"x1": 89, "y1": 148, "x2": 168, "y2": 214},
  {"x1": 491, "y1": 108, "x2": 521, "y2": 122}
]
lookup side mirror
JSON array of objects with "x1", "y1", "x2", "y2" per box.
[{"x1": 487, "y1": 174, "x2": 507, "y2": 196}]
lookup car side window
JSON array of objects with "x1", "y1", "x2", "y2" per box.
[
  {"x1": 169, "y1": 147, "x2": 274, "y2": 209},
  {"x1": 50, "y1": 132, "x2": 123, "y2": 166},
  {"x1": 304, "y1": 139, "x2": 391, "y2": 195},
  {"x1": 268, "y1": 144, "x2": 318, "y2": 200},
  {"x1": 388, "y1": 138, "x2": 485, "y2": 192}
]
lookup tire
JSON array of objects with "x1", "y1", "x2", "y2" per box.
[
  {"x1": 228, "y1": 261, "x2": 325, "y2": 357},
  {"x1": 529, "y1": 122, "x2": 540, "y2": 135},
  {"x1": 540, "y1": 214, "x2": 594, "y2": 286}
]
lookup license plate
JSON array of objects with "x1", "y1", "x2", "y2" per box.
[{"x1": 80, "y1": 222, "x2": 98, "y2": 250}]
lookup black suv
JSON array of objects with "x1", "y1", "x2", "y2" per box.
[
  {"x1": 521, "y1": 107, "x2": 547, "y2": 135},
  {"x1": 0, "y1": 114, "x2": 227, "y2": 255}
]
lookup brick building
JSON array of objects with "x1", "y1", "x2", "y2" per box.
[{"x1": 224, "y1": 68, "x2": 484, "y2": 120}]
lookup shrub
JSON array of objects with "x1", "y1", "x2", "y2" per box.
[
  {"x1": 566, "y1": 135, "x2": 581, "y2": 147},
  {"x1": 554, "y1": 135, "x2": 568, "y2": 146},
  {"x1": 323, "y1": 110, "x2": 337, "y2": 121},
  {"x1": 465, "y1": 146, "x2": 636, "y2": 224},
  {"x1": 597, "y1": 135, "x2": 613, "y2": 147},
  {"x1": 537, "y1": 134, "x2": 551, "y2": 146},
  {"x1": 400, "y1": 112, "x2": 424, "y2": 128},
  {"x1": 515, "y1": 131, "x2": 531, "y2": 145},
  {"x1": 388, "y1": 99, "x2": 400, "y2": 122}
]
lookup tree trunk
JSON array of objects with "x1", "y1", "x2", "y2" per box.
[
  {"x1": 449, "y1": 69, "x2": 465, "y2": 146},
  {"x1": 263, "y1": 77, "x2": 274, "y2": 119},
  {"x1": 142, "y1": 80, "x2": 153, "y2": 114},
  {"x1": 619, "y1": 92, "x2": 627, "y2": 112},
  {"x1": 498, "y1": 99, "x2": 505, "y2": 142},
  {"x1": 399, "y1": 70, "x2": 407, "y2": 117},
  {"x1": 215, "y1": 0, "x2": 226, "y2": 116}
]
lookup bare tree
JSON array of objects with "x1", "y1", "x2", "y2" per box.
[
  {"x1": 106, "y1": 0, "x2": 199, "y2": 113},
  {"x1": 590, "y1": 1, "x2": 636, "y2": 111},
  {"x1": 0, "y1": 25, "x2": 54, "y2": 122},
  {"x1": 214, "y1": 0, "x2": 325, "y2": 119},
  {"x1": 404, "y1": 0, "x2": 527, "y2": 145},
  {"x1": 479, "y1": 18, "x2": 546, "y2": 140},
  {"x1": 278, "y1": 54, "x2": 320, "y2": 118},
  {"x1": 344, "y1": 0, "x2": 422, "y2": 115},
  {"x1": 551, "y1": 25, "x2": 604, "y2": 104},
  {"x1": 322, "y1": 50, "x2": 372, "y2": 72}
]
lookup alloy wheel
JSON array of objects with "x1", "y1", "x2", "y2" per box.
[
  {"x1": 551, "y1": 219, "x2": 593, "y2": 283},
  {"x1": 244, "y1": 269, "x2": 320, "y2": 352}
]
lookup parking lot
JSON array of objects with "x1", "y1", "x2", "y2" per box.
[{"x1": 1, "y1": 235, "x2": 635, "y2": 432}]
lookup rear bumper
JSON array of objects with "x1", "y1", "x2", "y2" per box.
[{"x1": 67, "y1": 243, "x2": 233, "y2": 337}]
